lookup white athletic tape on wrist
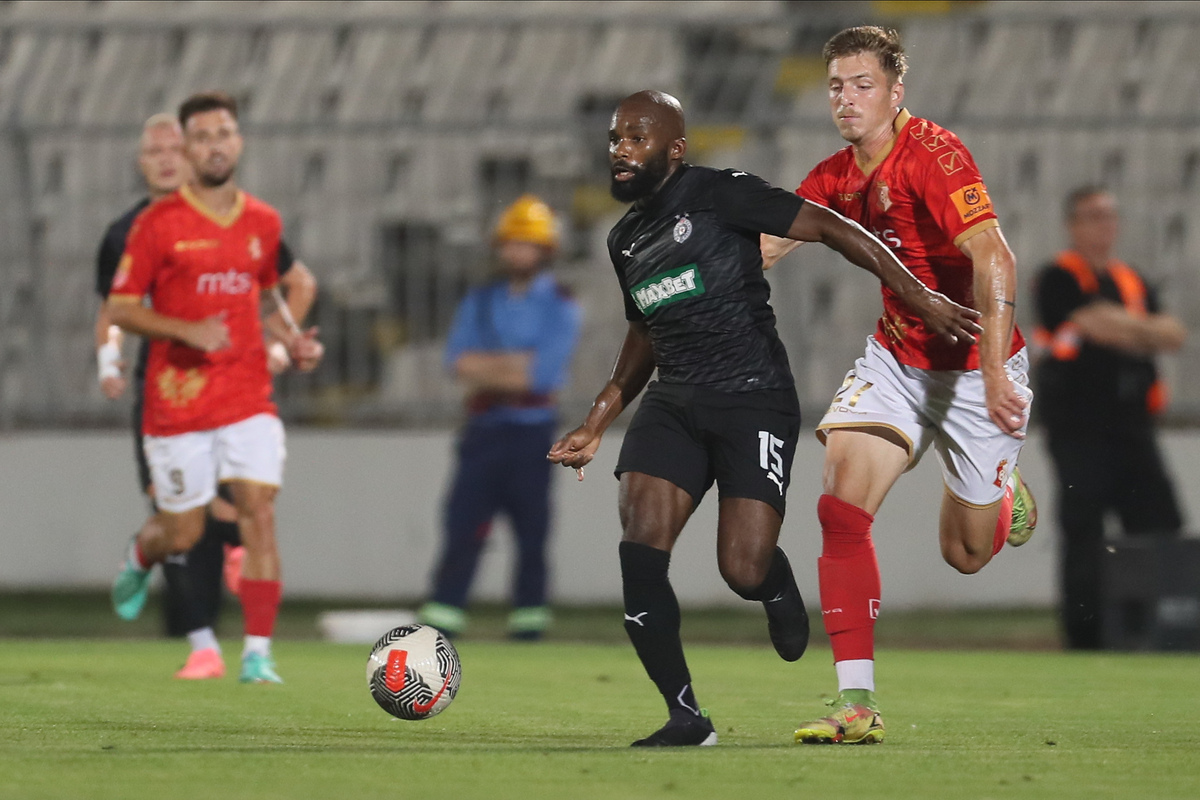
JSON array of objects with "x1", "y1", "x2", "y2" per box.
[{"x1": 97, "y1": 341, "x2": 121, "y2": 381}]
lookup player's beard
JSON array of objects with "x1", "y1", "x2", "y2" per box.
[
  {"x1": 610, "y1": 149, "x2": 670, "y2": 203},
  {"x1": 197, "y1": 163, "x2": 236, "y2": 188}
]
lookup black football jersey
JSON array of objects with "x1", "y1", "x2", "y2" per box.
[{"x1": 607, "y1": 165, "x2": 804, "y2": 392}]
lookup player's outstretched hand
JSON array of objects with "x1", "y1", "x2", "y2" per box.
[
  {"x1": 288, "y1": 326, "x2": 324, "y2": 372},
  {"x1": 547, "y1": 426, "x2": 602, "y2": 481},
  {"x1": 99, "y1": 370, "x2": 127, "y2": 400},
  {"x1": 908, "y1": 288, "x2": 983, "y2": 346},
  {"x1": 986, "y1": 374, "x2": 1031, "y2": 439},
  {"x1": 185, "y1": 316, "x2": 231, "y2": 353}
]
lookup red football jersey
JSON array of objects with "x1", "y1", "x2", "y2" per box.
[
  {"x1": 109, "y1": 185, "x2": 281, "y2": 436},
  {"x1": 799, "y1": 110, "x2": 1024, "y2": 371}
]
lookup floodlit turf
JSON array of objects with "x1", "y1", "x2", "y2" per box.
[
  {"x1": 1, "y1": 641, "x2": 1198, "y2": 800},
  {"x1": 0, "y1": 591, "x2": 1062, "y2": 649}
]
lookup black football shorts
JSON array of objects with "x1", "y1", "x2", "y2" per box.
[{"x1": 615, "y1": 381, "x2": 801, "y2": 517}]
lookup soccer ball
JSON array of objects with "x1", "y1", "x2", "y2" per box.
[{"x1": 366, "y1": 624, "x2": 461, "y2": 720}]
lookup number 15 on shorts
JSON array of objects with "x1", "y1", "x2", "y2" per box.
[{"x1": 759, "y1": 431, "x2": 785, "y2": 495}]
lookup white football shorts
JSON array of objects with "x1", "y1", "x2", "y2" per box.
[
  {"x1": 816, "y1": 336, "x2": 1031, "y2": 507},
  {"x1": 144, "y1": 412, "x2": 286, "y2": 514}
]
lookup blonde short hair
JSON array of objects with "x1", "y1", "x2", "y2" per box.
[{"x1": 823, "y1": 26, "x2": 908, "y2": 85}]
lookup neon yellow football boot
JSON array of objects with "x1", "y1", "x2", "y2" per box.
[
  {"x1": 1007, "y1": 468, "x2": 1038, "y2": 547},
  {"x1": 794, "y1": 692, "x2": 885, "y2": 745}
]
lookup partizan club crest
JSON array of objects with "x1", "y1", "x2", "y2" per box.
[{"x1": 673, "y1": 215, "x2": 692, "y2": 244}]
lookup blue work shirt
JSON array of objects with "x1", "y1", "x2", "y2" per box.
[{"x1": 445, "y1": 271, "x2": 582, "y2": 426}]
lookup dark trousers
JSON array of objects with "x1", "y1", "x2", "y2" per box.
[
  {"x1": 1046, "y1": 422, "x2": 1183, "y2": 649},
  {"x1": 430, "y1": 420, "x2": 556, "y2": 610}
]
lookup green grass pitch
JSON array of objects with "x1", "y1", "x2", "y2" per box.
[{"x1": 2, "y1": 639, "x2": 1198, "y2": 800}]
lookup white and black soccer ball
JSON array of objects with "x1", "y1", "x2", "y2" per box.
[{"x1": 366, "y1": 624, "x2": 461, "y2": 720}]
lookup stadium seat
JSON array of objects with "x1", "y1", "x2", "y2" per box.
[{"x1": 1, "y1": 1, "x2": 1198, "y2": 424}]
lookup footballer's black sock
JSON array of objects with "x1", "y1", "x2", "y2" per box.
[
  {"x1": 204, "y1": 513, "x2": 241, "y2": 547},
  {"x1": 760, "y1": 547, "x2": 809, "y2": 662},
  {"x1": 619, "y1": 541, "x2": 702, "y2": 718},
  {"x1": 729, "y1": 547, "x2": 808, "y2": 662},
  {"x1": 162, "y1": 552, "x2": 206, "y2": 637}
]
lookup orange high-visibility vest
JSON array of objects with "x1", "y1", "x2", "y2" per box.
[{"x1": 1034, "y1": 250, "x2": 1167, "y2": 414}]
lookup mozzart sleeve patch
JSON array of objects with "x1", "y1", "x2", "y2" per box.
[{"x1": 949, "y1": 182, "x2": 993, "y2": 225}]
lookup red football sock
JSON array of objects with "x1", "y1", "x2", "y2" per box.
[
  {"x1": 133, "y1": 540, "x2": 153, "y2": 570},
  {"x1": 817, "y1": 494, "x2": 880, "y2": 663},
  {"x1": 991, "y1": 482, "x2": 1015, "y2": 557},
  {"x1": 240, "y1": 579, "x2": 282, "y2": 638}
]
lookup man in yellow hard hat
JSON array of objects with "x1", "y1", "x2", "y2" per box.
[{"x1": 419, "y1": 195, "x2": 582, "y2": 640}]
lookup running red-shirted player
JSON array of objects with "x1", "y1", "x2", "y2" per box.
[
  {"x1": 763, "y1": 26, "x2": 1038, "y2": 744},
  {"x1": 108, "y1": 91, "x2": 323, "y2": 684}
]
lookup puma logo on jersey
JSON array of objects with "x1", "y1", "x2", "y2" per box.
[
  {"x1": 624, "y1": 612, "x2": 649, "y2": 627},
  {"x1": 730, "y1": 171, "x2": 748, "y2": 177},
  {"x1": 196, "y1": 269, "x2": 254, "y2": 295},
  {"x1": 621, "y1": 235, "x2": 647, "y2": 258},
  {"x1": 767, "y1": 472, "x2": 784, "y2": 495}
]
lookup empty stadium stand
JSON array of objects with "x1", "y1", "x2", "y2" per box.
[{"x1": 0, "y1": 0, "x2": 1197, "y2": 427}]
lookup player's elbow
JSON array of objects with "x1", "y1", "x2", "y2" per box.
[
  {"x1": 759, "y1": 234, "x2": 794, "y2": 270},
  {"x1": 1156, "y1": 318, "x2": 1187, "y2": 353},
  {"x1": 451, "y1": 354, "x2": 476, "y2": 382},
  {"x1": 998, "y1": 251, "x2": 1017, "y2": 282},
  {"x1": 981, "y1": 248, "x2": 1017, "y2": 290},
  {"x1": 289, "y1": 264, "x2": 317, "y2": 297}
]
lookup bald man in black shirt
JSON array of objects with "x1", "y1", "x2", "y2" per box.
[{"x1": 548, "y1": 91, "x2": 981, "y2": 746}]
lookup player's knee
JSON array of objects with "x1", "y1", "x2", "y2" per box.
[
  {"x1": 952, "y1": 557, "x2": 986, "y2": 575},
  {"x1": 942, "y1": 542, "x2": 988, "y2": 575},
  {"x1": 620, "y1": 518, "x2": 665, "y2": 549},
  {"x1": 718, "y1": 556, "x2": 768, "y2": 600},
  {"x1": 164, "y1": 521, "x2": 204, "y2": 555},
  {"x1": 618, "y1": 502, "x2": 678, "y2": 550},
  {"x1": 238, "y1": 501, "x2": 277, "y2": 545},
  {"x1": 723, "y1": 575, "x2": 763, "y2": 601}
]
